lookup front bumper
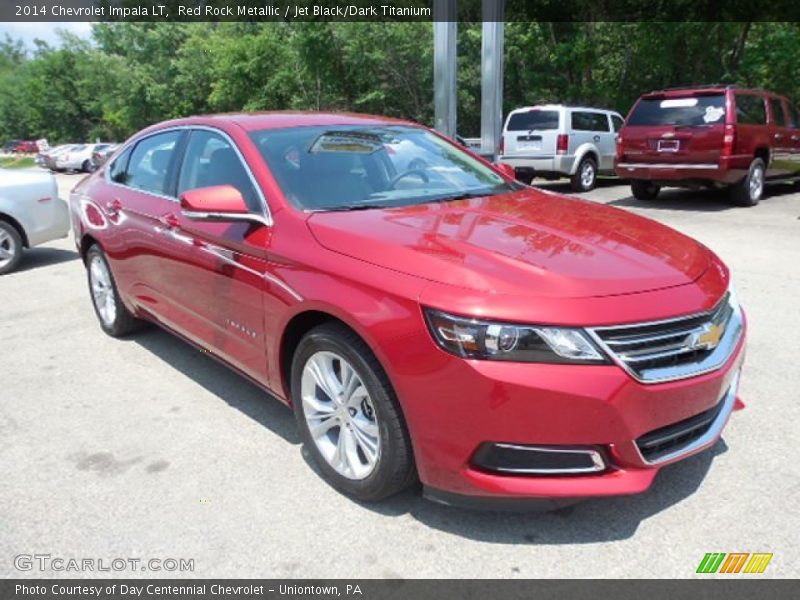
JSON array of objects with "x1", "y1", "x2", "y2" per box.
[{"x1": 397, "y1": 321, "x2": 745, "y2": 501}]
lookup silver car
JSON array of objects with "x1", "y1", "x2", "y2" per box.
[
  {"x1": 499, "y1": 104, "x2": 624, "y2": 191},
  {"x1": 0, "y1": 168, "x2": 70, "y2": 274}
]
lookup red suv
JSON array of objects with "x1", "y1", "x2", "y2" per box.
[
  {"x1": 70, "y1": 113, "x2": 746, "y2": 507},
  {"x1": 617, "y1": 85, "x2": 800, "y2": 206}
]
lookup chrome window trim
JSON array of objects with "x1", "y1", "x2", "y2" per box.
[
  {"x1": 635, "y1": 369, "x2": 740, "y2": 466},
  {"x1": 104, "y1": 124, "x2": 272, "y2": 226},
  {"x1": 484, "y1": 444, "x2": 606, "y2": 475},
  {"x1": 617, "y1": 162, "x2": 719, "y2": 170},
  {"x1": 586, "y1": 293, "x2": 744, "y2": 384}
]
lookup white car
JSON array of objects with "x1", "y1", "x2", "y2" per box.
[
  {"x1": 55, "y1": 143, "x2": 113, "y2": 173},
  {"x1": 499, "y1": 104, "x2": 624, "y2": 191},
  {"x1": 0, "y1": 168, "x2": 70, "y2": 274}
]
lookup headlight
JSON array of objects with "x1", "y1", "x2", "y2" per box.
[{"x1": 424, "y1": 309, "x2": 608, "y2": 364}]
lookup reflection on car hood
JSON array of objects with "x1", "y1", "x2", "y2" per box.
[{"x1": 307, "y1": 188, "x2": 711, "y2": 298}]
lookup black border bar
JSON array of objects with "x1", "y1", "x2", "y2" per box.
[{"x1": 4, "y1": 1, "x2": 800, "y2": 22}]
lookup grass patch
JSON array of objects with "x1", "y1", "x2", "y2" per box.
[{"x1": 0, "y1": 155, "x2": 37, "y2": 169}]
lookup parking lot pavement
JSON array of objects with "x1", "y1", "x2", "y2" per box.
[{"x1": 1, "y1": 172, "x2": 798, "y2": 579}]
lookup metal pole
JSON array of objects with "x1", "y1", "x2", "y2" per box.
[
  {"x1": 480, "y1": 0, "x2": 505, "y2": 160},
  {"x1": 433, "y1": 0, "x2": 457, "y2": 138}
]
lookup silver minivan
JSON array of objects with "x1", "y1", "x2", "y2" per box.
[{"x1": 498, "y1": 104, "x2": 624, "y2": 191}]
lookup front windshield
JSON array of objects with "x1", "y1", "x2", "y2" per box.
[{"x1": 250, "y1": 125, "x2": 519, "y2": 211}]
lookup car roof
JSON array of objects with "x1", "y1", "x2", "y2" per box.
[
  {"x1": 643, "y1": 85, "x2": 787, "y2": 99},
  {"x1": 146, "y1": 111, "x2": 417, "y2": 133},
  {"x1": 508, "y1": 104, "x2": 620, "y2": 114}
]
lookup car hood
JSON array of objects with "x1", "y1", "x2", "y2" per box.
[{"x1": 306, "y1": 188, "x2": 711, "y2": 299}]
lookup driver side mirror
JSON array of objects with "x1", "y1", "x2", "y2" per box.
[
  {"x1": 180, "y1": 185, "x2": 270, "y2": 227},
  {"x1": 495, "y1": 162, "x2": 516, "y2": 180}
]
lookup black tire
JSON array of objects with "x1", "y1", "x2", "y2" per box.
[
  {"x1": 85, "y1": 245, "x2": 143, "y2": 337},
  {"x1": 81, "y1": 159, "x2": 92, "y2": 173},
  {"x1": 0, "y1": 221, "x2": 24, "y2": 275},
  {"x1": 291, "y1": 322, "x2": 416, "y2": 502},
  {"x1": 631, "y1": 179, "x2": 661, "y2": 201},
  {"x1": 515, "y1": 170, "x2": 534, "y2": 185},
  {"x1": 570, "y1": 156, "x2": 598, "y2": 192},
  {"x1": 730, "y1": 157, "x2": 765, "y2": 207}
]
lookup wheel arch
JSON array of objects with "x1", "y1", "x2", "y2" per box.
[
  {"x1": 570, "y1": 145, "x2": 599, "y2": 174},
  {"x1": 753, "y1": 146, "x2": 770, "y2": 166},
  {"x1": 0, "y1": 211, "x2": 29, "y2": 247},
  {"x1": 79, "y1": 233, "x2": 100, "y2": 262},
  {"x1": 279, "y1": 309, "x2": 387, "y2": 403}
]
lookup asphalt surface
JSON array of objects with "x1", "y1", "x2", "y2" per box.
[{"x1": 1, "y1": 172, "x2": 798, "y2": 578}]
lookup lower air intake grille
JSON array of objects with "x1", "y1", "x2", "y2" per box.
[{"x1": 636, "y1": 401, "x2": 724, "y2": 462}]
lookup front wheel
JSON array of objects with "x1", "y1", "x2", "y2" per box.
[
  {"x1": 0, "y1": 221, "x2": 23, "y2": 275},
  {"x1": 631, "y1": 179, "x2": 661, "y2": 200},
  {"x1": 291, "y1": 323, "x2": 416, "y2": 501},
  {"x1": 86, "y1": 245, "x2": 144, "y2": 337},
  {"x1": 731, "y1": 158, "x2": 765, "y2": 207},
  {"x1": 570, "y1": 157, "x2": 597, "y2": 192}
]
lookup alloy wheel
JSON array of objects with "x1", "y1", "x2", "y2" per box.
[
  {"x1": 300, "y1": 351, "x2": 381, "y2": 480},
  {"x1": 0, "y1": 228, "x2": 17, "y2": 269},
  {"x1": 581, "y1": 161, "x2": 595, "y2": 189},
  {"x1": 89, "y1": 255, "x2": 117, "y2": 327},
  {"x1": 749, "y1": 163, "x2": 764, "y2": 201}
]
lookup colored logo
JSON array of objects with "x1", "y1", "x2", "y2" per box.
[
  {"x1": 697, "y1": 552, "x2": 773, "y2": 574},
  {"x1": 689, "y1": 322, "x2": 725, "y2": 351}
]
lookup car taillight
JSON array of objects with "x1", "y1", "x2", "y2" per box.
[
  {"x1": 616, "y1": 136, "x2": 624, "y2": 160},
  {"x1": 722, "y1": 124, "x2": 736, "y2": 158},
  {"x1": 556, "y1": 134, "x2": 569, "y2": 155}
]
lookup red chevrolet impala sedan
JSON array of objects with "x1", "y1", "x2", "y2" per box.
[{"x1": 69, "y1": 113, "x2": 746, "y2": 507}]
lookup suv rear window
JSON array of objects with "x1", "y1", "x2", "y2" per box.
[
  {"x1": 735, "y1": 94, "x2": 767, "y2": 125},
  {"x1": 507, "y1": 110, "x2": 559, "y2": 131},
  {"x1": 571, "y1": 111, "x2": 609, "y2": 132},
  {"x1": 627, "y1": 94, "x2": 726, "y2": 127}
]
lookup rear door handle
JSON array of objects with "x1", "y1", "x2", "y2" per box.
[
  {"x1": 774, "y1": 133, "x2": 784, "y2": 140},
  {"x1": 105, "y1": 198, "x2": 122, "y2": 214},
  {"x1": 791, "y1": 135, "x2": 799, "y2": 141},
  {"x1": 158, "y1": 213, "x2": 180, "y2": 229}
]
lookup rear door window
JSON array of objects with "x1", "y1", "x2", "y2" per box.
[
  {"x1": 126, "y1": 131, "x2": 183, "y2": 196},
  {"x1": 627, "y1": 94, "x2": 726, "y2": 127},
  {"x1": 108, "y1": 147, "x2": 131, "y2": 184},
  {"x1": 571, "y1": 111, "x2": 610, "y2": 132},
  {"x1": 769, "y1": 98, "x2": 786, "y2": 126},
  {"x1": 735, "y1": 94, "x2": 767, "y2": 125},
  {"x1": 788, "y1": 105, "x2": 800, "y2": 129},
  {"x1": 611, "y1": 115, "x2": 624, "y2": 132},
  {"x1": 507, "y1": 110, "x2": 559, "y2": 131}
]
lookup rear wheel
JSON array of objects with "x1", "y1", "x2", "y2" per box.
[
  {"x1": 291, "y1": 323, "x2": 416, "y2": 501},
  {"x1": 515, "y1": 169, "x2": 534, "y2": 185},
  {"x1": 0, "y1": 221, "x2": 23, "y2": 275},
  {"x1": 631, "y1": 179, "x2": 661, "y2": 201},
  {"x1": 86, "y1": 245, "x2": 143, "y2": 337},
  {"x1": 81, "y1": 159, "x2": 92, "y2": 173},
  {"x1": 731, "y1": 158, "x2": 765, "y2": 207},
  {"x1": 570, "y1": 156, "x2": 597, "y2": 192}
]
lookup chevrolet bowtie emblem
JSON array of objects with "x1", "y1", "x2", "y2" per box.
[{"x1": 690, "y1": 322, "x2": 725, "y2": 351}]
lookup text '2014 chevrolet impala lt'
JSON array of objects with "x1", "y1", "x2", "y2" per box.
[{"x1": 70, "y1": 113, "x2": 746, "y2": 508}]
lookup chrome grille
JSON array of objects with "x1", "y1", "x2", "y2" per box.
[{"x1": 589, "y1": 291, "x2": 743, "y2": 383}]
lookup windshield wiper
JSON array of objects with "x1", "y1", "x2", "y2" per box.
[
  {"x1": 320, "y1": 203, "x2": 388, "y2": 212},
  {"x1": 428, "y1": 191, "x2": 493, "y2": 203}
]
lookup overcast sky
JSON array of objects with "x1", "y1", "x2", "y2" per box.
[{"x1": 0, "y1": 22, "x2": 93, "y2": 47}]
